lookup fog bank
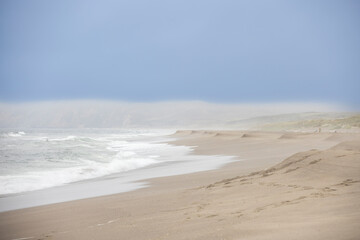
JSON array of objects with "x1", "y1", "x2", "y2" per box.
[{"x1": 0, "y1": 101, "x2": 346, "y2": 129}]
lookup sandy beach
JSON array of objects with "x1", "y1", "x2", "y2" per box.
[{"x1": 0, "y1": 130, "x2": 359, "y2": 240}]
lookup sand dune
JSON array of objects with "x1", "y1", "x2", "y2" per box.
[
  {"x1": 174, "y1": 130, "x2": 283, "y2": 139},
  {"x1": 0, "y1": 131, "x2": 359, "y2": 240},
  {"x1": 325, "y1": 134, "x2": 360, "y2": 142},
  {"x1": 196, "y1": 140, "x2": 360, "y2": 239}
]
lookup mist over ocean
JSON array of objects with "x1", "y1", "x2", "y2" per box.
[{"x1": 0, "y1": 101, "x2": 343, "y2": 129}]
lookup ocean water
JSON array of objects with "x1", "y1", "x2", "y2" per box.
[
  {"x1": 0, "y1": 129, "x2": 236, "y2": 212},
  {"x1": 0, "y1": 129, "x2": 177, "y2": 194}
]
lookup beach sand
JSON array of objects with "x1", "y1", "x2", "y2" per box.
[{"x1": 0, "y1": 131, "x2": 359, "y2": 240}]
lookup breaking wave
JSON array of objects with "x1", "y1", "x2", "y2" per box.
[{"x1": 0, "y1": 129, "x2": 175, "y2": 194}]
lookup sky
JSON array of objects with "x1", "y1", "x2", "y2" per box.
[{"x1": 0, "y1": 0, "x2": 359, "y2": 108}]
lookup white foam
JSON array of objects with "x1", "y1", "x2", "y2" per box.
[
  {"x1": 5, "y1": 131, "x2": 26, "y2": 137},
  {"x1": 48, "y1": 135, "x2": 77, "y2": 141},
  {"x1": 0, "y1": 151, "x2": 158, "y2": 194},
  {"x1": 0, "y1": 158, "x2": 156, "y2": 194},
  {"x1": 0, "y1": 130, "x2": 177, "y2": 194}
]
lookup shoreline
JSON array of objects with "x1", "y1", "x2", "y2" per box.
[
  {"x1": 1, "y1": 130, "x2": 359, "y2": 240},
  {"x1": 0, "y1": 132, "x2": 236, "y2": 213}
]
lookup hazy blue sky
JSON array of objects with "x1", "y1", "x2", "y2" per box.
[{"x1": 0, "y1": 0, "x2": 359, "y2": 107}]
